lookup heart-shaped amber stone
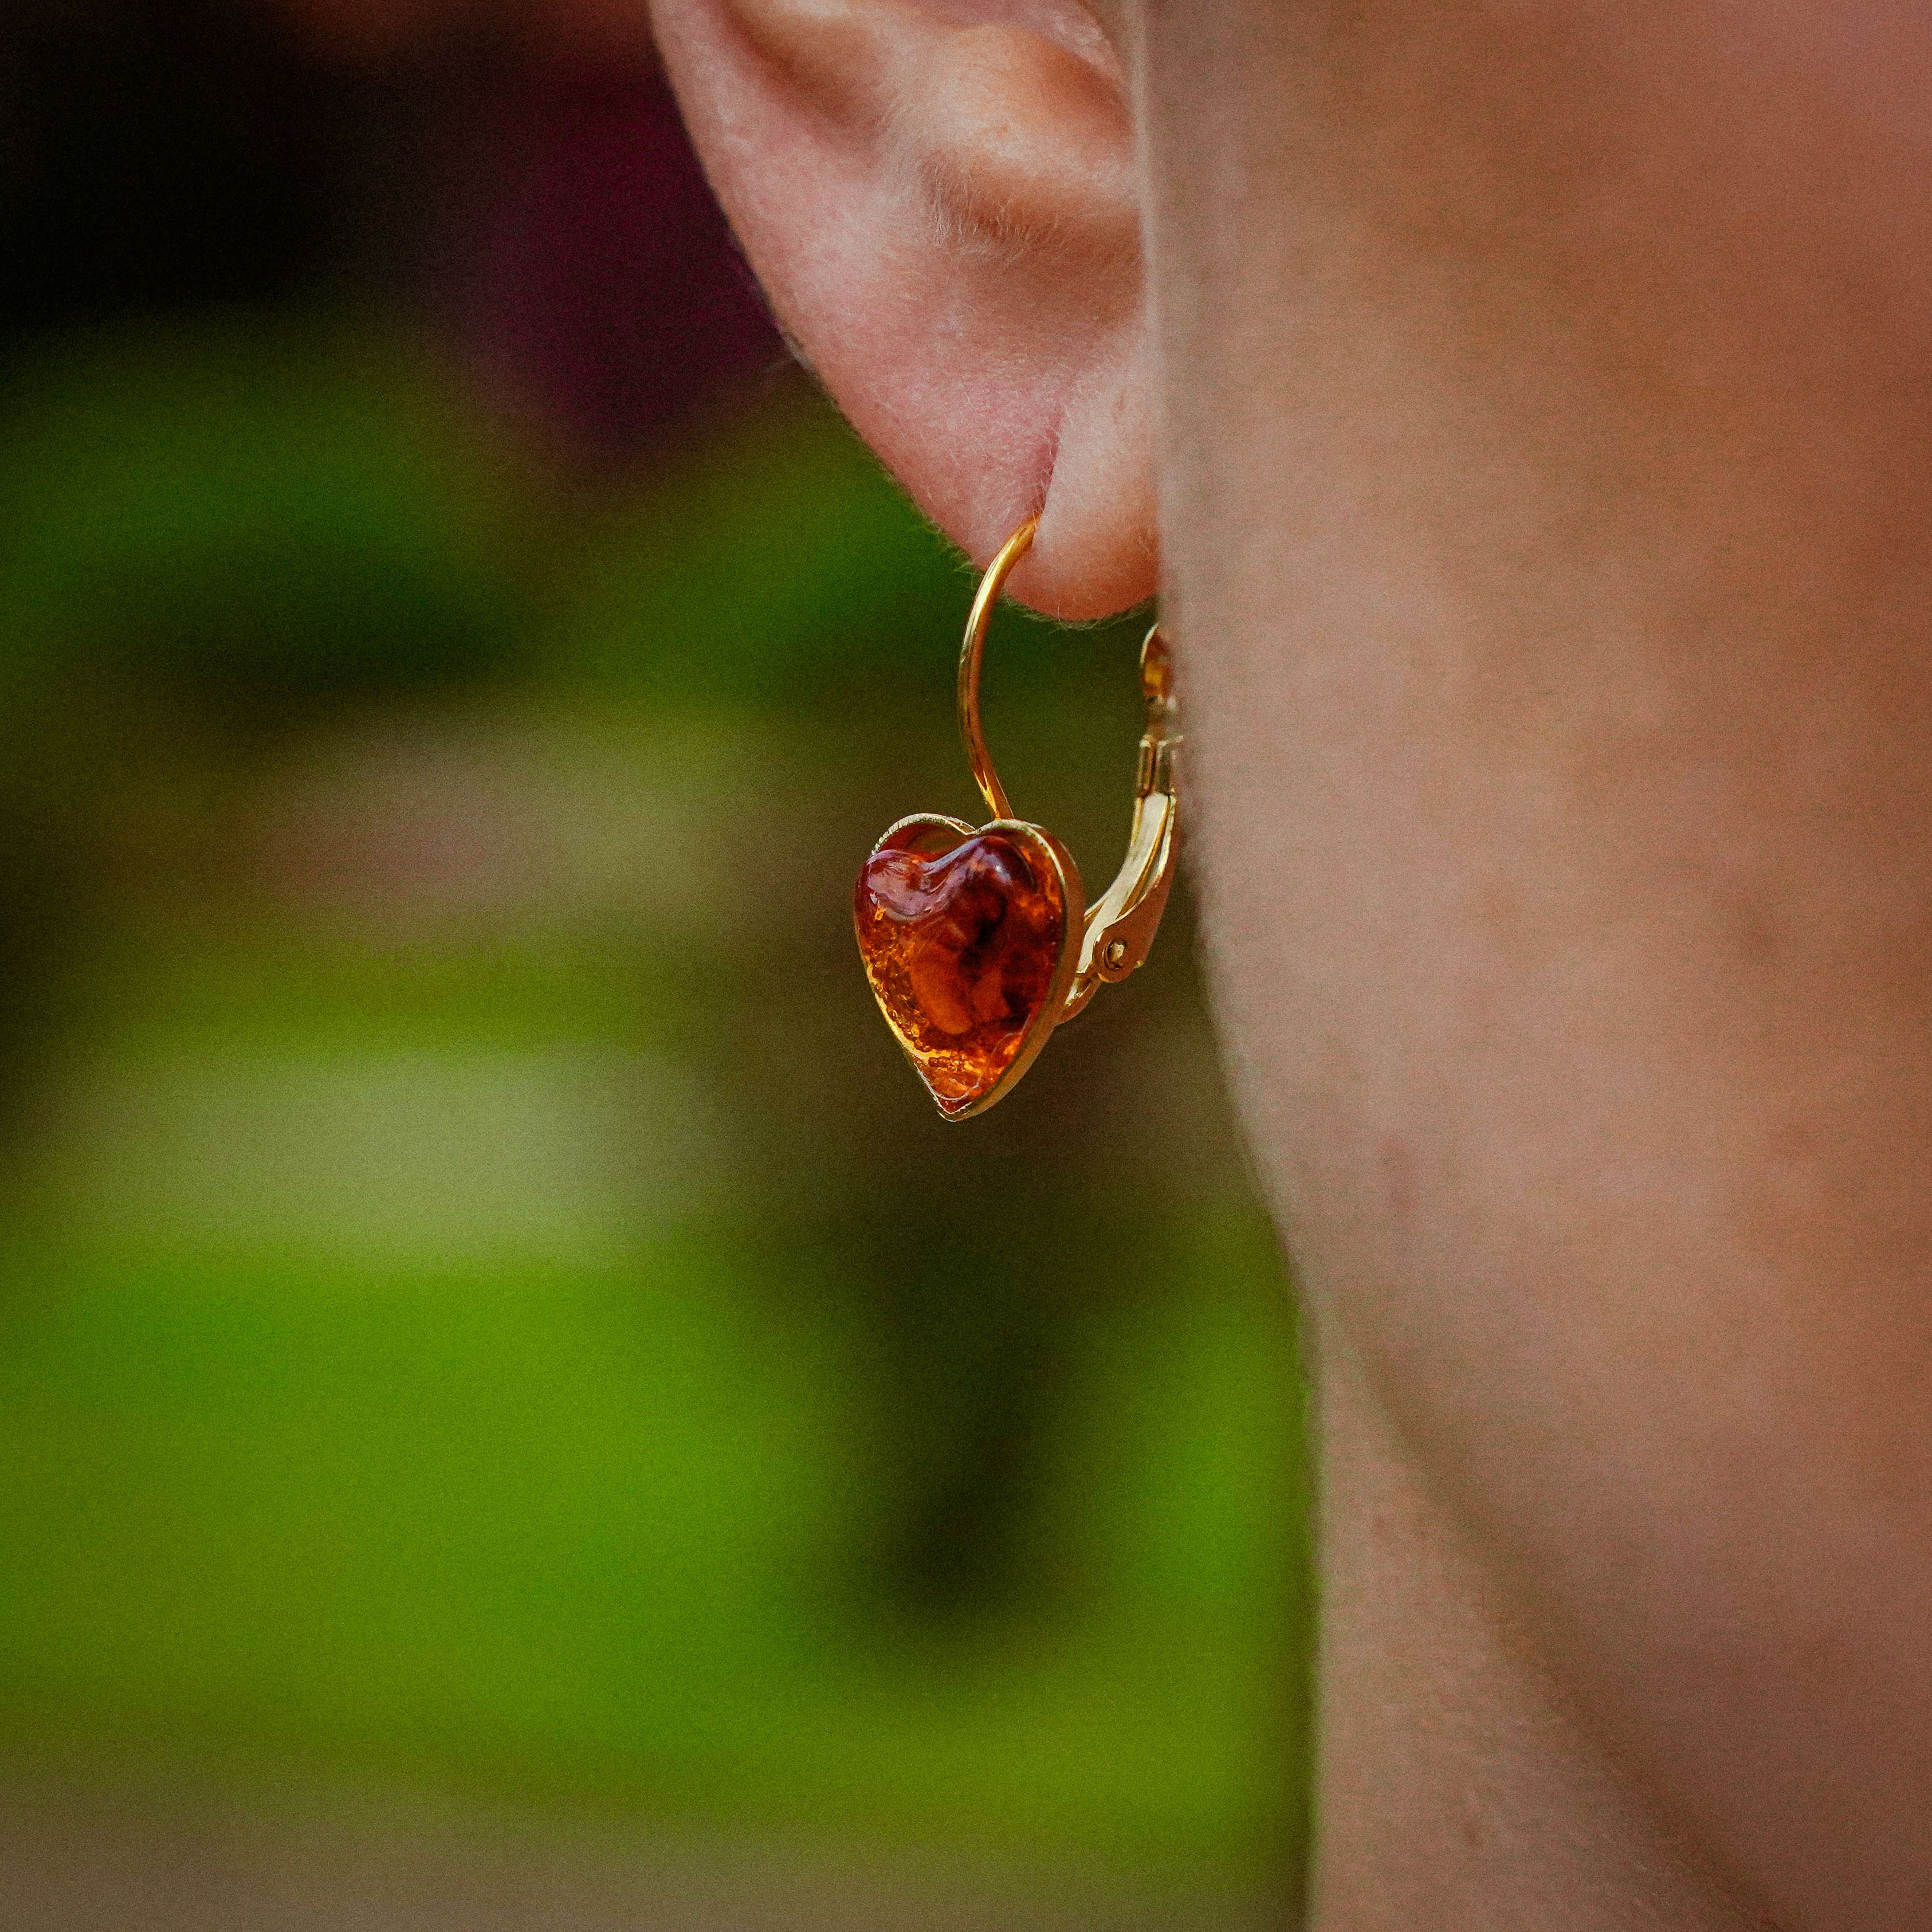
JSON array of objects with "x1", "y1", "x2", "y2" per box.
[{"x1": 854, "y1": 822, "x2": 1070, "y2": 1116}]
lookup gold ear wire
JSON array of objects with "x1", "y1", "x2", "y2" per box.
[
  {"x1": 956, "y1": 517, "x2": 1039, "y2": 824},
  {"x1": 854, "y1": 516, "x2": 1180, "y2": 1118},
  {"x1": 952, "y1": 519, "x2": 1180, "y2": 1024},
  {"x1": 1062, "y1": 621, "x2": 1179, "y2": 1019}
]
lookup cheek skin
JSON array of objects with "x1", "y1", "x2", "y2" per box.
[{"x1": 1148, "y1": 1, "x2": 1932, "y2": 1925}]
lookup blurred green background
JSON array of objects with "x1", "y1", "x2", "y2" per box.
[{"x1": 0, "y1": 1, "x2": 1309, "y2": 1921}]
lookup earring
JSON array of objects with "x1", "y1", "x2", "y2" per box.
[{"x1": 853, "y1": 518, "x2": 1180, "y2": 1119}]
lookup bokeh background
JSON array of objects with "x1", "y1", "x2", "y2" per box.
[{"x1": 0, "y1": 2, "x2": 1310, "y2": 1923}]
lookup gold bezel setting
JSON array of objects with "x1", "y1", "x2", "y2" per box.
[{"x1": 861, "y1": 813, "x2": 1086, "y2": 1120}]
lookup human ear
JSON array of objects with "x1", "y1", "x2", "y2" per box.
[{"x1": 649, "y1": 0, "x2": 1153, "y2": 620}]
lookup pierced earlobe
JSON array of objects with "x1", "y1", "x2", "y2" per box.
[{"x1": 655, "y1": 0, "x2": 1157, "y2": 618}]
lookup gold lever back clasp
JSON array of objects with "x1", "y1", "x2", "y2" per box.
[{"x1": 956, "y1": 519, "x2": 1180, "y2": 1026}]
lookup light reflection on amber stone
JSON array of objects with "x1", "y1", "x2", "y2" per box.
[{"x1": 853, "y1": 831, "x2": 1065, "y2": 1114}]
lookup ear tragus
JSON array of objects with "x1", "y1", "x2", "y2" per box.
[
  {"x1": 894, "y1": 24, "x2": 1137, "y2": 258},
  {"x1": 732, "y1": 0, "x2": 1135, "y2": 258}
]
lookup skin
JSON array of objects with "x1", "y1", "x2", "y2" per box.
[{"x1": 651, "y1": 1, "x2": 1932, "y2": 1925}]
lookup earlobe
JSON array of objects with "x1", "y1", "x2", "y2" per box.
[{"x1": 651, "y1": 0, "x2": 1156, "y2": 619}]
